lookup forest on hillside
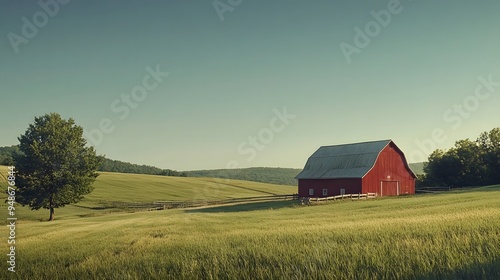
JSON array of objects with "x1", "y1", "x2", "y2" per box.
[
  {"x1": 185, "y1": 167, "x2": 302, "y2": 186},
  {"x1": 0, "y1": 145, "x2": 187, "y2": 177}
]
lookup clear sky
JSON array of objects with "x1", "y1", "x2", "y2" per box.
[{"x1": 1, "y1": 0, "x2": 499, "y2": 171}]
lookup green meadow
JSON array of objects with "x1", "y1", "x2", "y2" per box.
[
  {"x1": 0, "y1": 166, "x2": 294, "y2": 221},
  {"x1": 1, "y1": 165, "x2": 499, "y2": 279}
]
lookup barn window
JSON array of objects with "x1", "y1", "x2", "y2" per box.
[
  {"x1": 322, "y1": 189, "x2": 328, "y2": 196},
  {"x1": 340, "y1": 188, "x2": 345, "y2": 195},
  {"x1": 309, "y1": 189, "x2": 314, "y2": 196}
]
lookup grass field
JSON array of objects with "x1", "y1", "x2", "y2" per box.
[
  {"x1": 0, "y1": 165, "x2": 295, "y2": 221},
  {"x1": 1, "y1": 166, "x2": 499, "y2": 279}
]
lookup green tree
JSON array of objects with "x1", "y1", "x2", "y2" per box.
[
  {"x1": 424, "y1": 128, "x2": 500, "y2": 188},
  {"x1": 451, "y1": 139, "x2": 487, "y2": 186},
  {"x1": 424, "y1": 149, "x2": 461, "y2": 187},
  {"x1": 477, "y1": 128, "x2": 500, "y2": 184},
  {"x1": 15, "y1": 113, "x2": 103, "y2": 221},
  {"x1": 425, "y1": 140, "x2": 486, "y2": 188}
]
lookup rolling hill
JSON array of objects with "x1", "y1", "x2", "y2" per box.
[
  {"x1": 0, "y1": 165, "x2": 295, "y2": 221},
  {"x1": 185, "y1": 167, "x2": 302, "y2": 186},
  {"x1": 409, "y1": 162, "x2": 425, "y2": 175}
]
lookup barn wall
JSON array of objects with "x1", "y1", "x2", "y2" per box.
[
  {"x1": 362, "y1": 143, "x2": 416, "y2": 196},
  {"x1": 298, "y1": 178, "x2": 361, "y2": 197}
]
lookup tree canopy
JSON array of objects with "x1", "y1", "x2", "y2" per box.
[
  {"x1": 0, "y1": 145, "x2": 21, "y2": 166},
  {"x1": 15, "y1": 113, "x2": 103, "y2": 221},
  {"x1": 423, "y1": 128, "x2": 500, "y2": 188}
]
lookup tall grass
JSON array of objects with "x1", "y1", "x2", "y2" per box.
[{"x1": 1, "y1": 184, "x2": 499, "y2": 279}]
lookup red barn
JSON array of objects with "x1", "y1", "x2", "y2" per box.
[{"x1": 295, "y1": 140, "x2": 417, "y2": 197}]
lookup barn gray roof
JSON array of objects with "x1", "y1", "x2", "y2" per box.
[{"x1": 295, "y1": 140, "x2": 410, "y2": 179}]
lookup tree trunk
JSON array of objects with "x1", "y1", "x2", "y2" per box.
[
  {"x1": 48, "y1": 195, "x2": 55, "y2": 221},
  {"x1": 49, "y1": 207, "x2": 55, "y2": 221}
]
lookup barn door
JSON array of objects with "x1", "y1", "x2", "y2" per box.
[{"x1": 380, "y1": 181, "x2": 399, "y2": 196}]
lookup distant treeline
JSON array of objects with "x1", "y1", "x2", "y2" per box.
[
  {"x1": 185, "y1": 167, "x2": 302, "y2": 186},
  {"x1": 0, "y1": 145, "x2": 187, "y2": 177},
  {"x1": 99, "y1": 158, "x2": 187, "y2": 177},
  {"x1": 0, "y1": 145, "x2": 20, "y2": 166},
  {"x1": 419, "y1": 128, "x2": 500, "y2": 188}
]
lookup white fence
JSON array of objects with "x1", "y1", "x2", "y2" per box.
[{"x1": 300, "y1": 193, "x2": 377, "y2": 205}]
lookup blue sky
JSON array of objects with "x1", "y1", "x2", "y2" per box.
[{"x1": 1, "y1": 0, "x2": 499, "y2": 171}]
